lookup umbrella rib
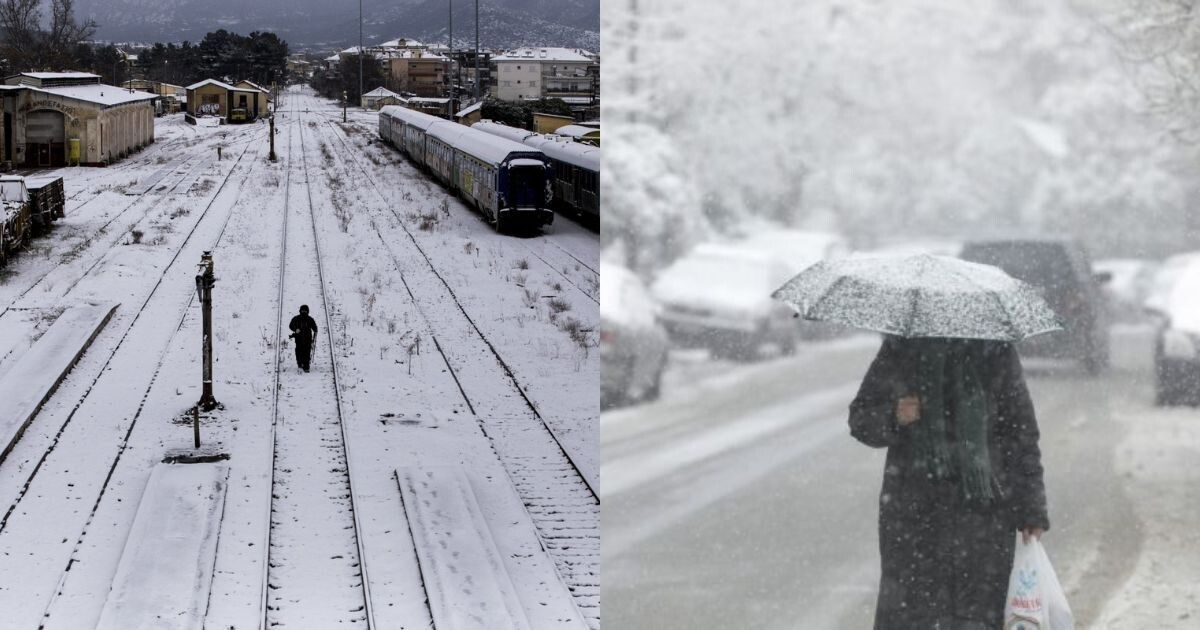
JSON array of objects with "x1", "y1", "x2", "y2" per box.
[
  {"x1": 904, "y1": 284, "x2": 922, "y2": 338},
  {"x1": 805, "y1": 274, "x2": 853, "y2": 320},
  {"x1": 943, "y1": 263, "x2": 1021, "y2": 340}
]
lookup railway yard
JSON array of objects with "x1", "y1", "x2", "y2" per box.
[{"x1": 0, "y1": 87, "x2": 598, "y2": 628}]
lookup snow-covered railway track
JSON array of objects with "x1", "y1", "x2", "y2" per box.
[
  {"x1": 260, "y1": 110, "x2": 374, "y2": 629},
  {"x1": 314, "y1": 117, "x2": 600, "y2": 627},
  {"x1": 0, "y1": 130, "x2": 272, "y2": 628},
  {"x1": 0, "y1": 146, "x2": 245, "y2": 325},
  {"x1": 520, "y1": 239, "x2": 599, "y2": 305}
]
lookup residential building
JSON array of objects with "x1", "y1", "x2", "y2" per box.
[{"x1": 490, "y1": 47, "x2": 598, "y2": 106}]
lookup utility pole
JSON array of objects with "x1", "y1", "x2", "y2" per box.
[
  {"x1": 449, "y1": 0, "x2": 455, "y2": 114},
  {"x1": 343, "y1": 91, "x2": 348, "y2": 122},
  {"x1": 195, "y1": 252, "x2": 218, "y2": 411},
  {"x1": 475, "y1": 0, "x2": 480, "y2": 100},
  {"x1": 359, "y1": 0, "x2": 364, "y2": 107},
  {"x1": 268, "y1": 112, "x2": 277, "y2": 162}
]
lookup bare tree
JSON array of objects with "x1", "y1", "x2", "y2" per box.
[
  {"x1": 0, "y1": 0, "x2": 95, "y2": 72},
  {"x1": 0, "y1": 0, "x2": 43, "y2": 70},
  {"x1": 48, "y1": 0, "x2": 96, "y2": 68},
  {"x1": 1105, "y1": 1, "x2": 1200, "y2": 140}
]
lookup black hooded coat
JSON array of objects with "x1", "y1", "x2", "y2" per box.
[{"x1": 849, "y1": 337, "x2": 1050, "y2": 630}]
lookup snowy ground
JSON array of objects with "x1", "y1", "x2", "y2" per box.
[
  {"x1": 0, "y1": 87, "x2": 597, "y2": 628},
  {"x1": 602, "y1": 324, "x2": 1200, "y2": 628}
]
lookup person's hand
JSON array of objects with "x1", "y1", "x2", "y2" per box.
[
  {"x1": 896, "y1": 395, "x2": 920, "y2": 427},
  {"x1": 1021, "y1": 527, "x2": 1044, "y2": 544}
]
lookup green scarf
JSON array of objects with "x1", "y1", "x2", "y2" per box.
[{"x1": 910, "y1": 338, "x2": 995, "y2": 505}]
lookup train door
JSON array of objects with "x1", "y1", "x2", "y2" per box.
[
  {"x1": 506, "y1": 160, "x2": 547, "y2": 208},
  {"x1": 26, "y1": 110, "x2": 65, "y2": 167}
]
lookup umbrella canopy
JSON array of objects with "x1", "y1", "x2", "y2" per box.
[{"x1": 770, "y1": 253, "x2": 1063, "y2": 341}]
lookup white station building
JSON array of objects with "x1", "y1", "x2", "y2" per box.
[{"x1": 0, "y1": 72, "x2": 157, "y2": 167}]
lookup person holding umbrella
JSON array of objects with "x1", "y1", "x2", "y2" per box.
[{"x1": 773, "y1": 254, "x2": 1057, "y2": 629}]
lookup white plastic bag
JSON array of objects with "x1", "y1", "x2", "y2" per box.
[{"x1": 1004, "y1": 533, "x2": 1074, "y2": 630}]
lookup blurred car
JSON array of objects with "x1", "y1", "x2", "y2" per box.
[
  {"x1": 1145, "y1": 253, "x2": 1200, "y2": 405},
  {"x1": 869, "y1": 238, "x2": 963, "y2": 258},
  {"x1": 738, "y1": 229, "x2": 850, "y2": 339},
  {"x1": 651, "y1": 243, "x2": 798, "y2": 360},
  {"x1": 601, "y1": 262, "x2": 670, "y2": 409},
  {"x1": 1094, "y1": 258, "x2": 1159, "y2": 324},
  {"x1": 738, "y1": 229, "x2": 850, "y2": 275},
  {"x1": 959, "y1": 237, "x2": 1111, "y2": 374}
]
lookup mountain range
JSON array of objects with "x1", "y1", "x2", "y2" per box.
[{"x1": 75, "y1": 0, "x2": 599, "y2": 52}]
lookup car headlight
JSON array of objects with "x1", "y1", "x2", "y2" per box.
[{"x1": 1162, "y1": 328, "x2": 1200, "y2": 360}]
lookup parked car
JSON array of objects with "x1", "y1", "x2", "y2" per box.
[
  {"x1": 1094, "y1": 258, "x2": 1159, "y2": 324},
  {"x1": 959, "y1": 237, "x2": 1111, "y2": 374},
  {"x1": 737, "y1": 229, "x2": 850, "y2": 275},
  {"x1": 739, "y1": 229, "x2": 850, "y2": 339},
  {"x1": 601, "y1": 262, "x2": 670, "y2": 409},
  {"x1": 651, "y1": 243, "x2": 799, "y2": 360},
  {"x1": 1145, "y1": 253, "x2": 1200, "y2": 405}
]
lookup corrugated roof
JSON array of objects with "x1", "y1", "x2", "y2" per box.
[{"x1": 17, "y1": 72, "x2": 101, "y2": 80}]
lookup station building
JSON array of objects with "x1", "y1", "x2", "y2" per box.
[
  {"x1": 0, "y1": 72, "x2": 156, "y2": 167},
  {"x1": 185, "y1": 79, "x2": 270, "y2": 122}
]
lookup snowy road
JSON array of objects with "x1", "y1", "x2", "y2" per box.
[
  {"x1": 0, "y1": 88, "x2": 597, "y2": 628},
  {"x1": 602, "y1": 326, "x2": 1200, "y2": 628}
]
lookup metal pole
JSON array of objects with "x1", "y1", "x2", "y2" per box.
[
  {"x1": 475, "y1": 0, "x2": 480, "y2": 100},
  {"x1": 197, "y1": 251, "x2": 217, "y2": 411},
  {"x1": 449, "y1": 0, "x2": 454, "y2": 109},
  {"x1": 193, "y1": 405, "x2": 201, "y2": 448},
  {"x1": 268, "y1": 113, "x2": 276, "y2": 162},
  {"x1": 359, "y1": 0, "x2": 363, "y2": 106}
]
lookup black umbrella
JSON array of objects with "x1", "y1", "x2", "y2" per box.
[{"x1": 770, "y1": 253, "x2": 1062, "y2": 341}]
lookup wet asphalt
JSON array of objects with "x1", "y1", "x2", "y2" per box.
[{"x1": 602, "y1": 327, "x2": 1163, "y2": 629}]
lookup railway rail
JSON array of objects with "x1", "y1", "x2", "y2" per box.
[
  {"x1": 259, "y1": 100, "x2": 374, "y2": 629},
  {"x1": 0, "y1": 128, "x2": 273, "y2": 630},
  {"x1": 313, "y1": 113, "x2": 600, "y2": 627}
]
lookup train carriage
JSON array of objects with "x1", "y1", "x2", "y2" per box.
[
  {"x1": 451, "y1": 132, "x2": 552, "y2": 230},
  {"x1": 380, "y1": 106, "x2": 554, "y2": 232},
  {"x1": 472, "y1": 121, "x2": 600, "y2": 220},
  {"x1": 529, "y1": 137, "x2": 599, "y2": 219},
  {"x1": 426, "y1": 122, "x2": 468, "y2": 186},
  {"x1": 379, "y1": 105, "x2": 443, "y2": 166}
]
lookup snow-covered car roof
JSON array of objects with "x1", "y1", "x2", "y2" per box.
[
  {"x1": 651, "y1": 244, "x2": 792, "y2": 313},
  {"x1": 601, "y1": 262, "x2": 657, "y2": 329},
  {"x1": 1158, "y1": 257, "x2": 1200, "y2": 333},
  {"x1": 741, "y1": 229, "x2": 848, "y2": 274}
]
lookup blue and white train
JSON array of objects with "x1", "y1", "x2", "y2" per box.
[
  {"x1": 378, "y1": 106, "x2": 554, "y2": 231},
  {"x1": 472, "y1": 121, "x2": 600, "y2": 220}
]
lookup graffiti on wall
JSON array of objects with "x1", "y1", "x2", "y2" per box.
[{"x1": 197, "y1": 103, "x2": 220, "y2": 116}]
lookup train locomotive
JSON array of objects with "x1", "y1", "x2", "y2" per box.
[
  {"x1": 471, "y1": 121, "x2": 599, "y2": 221},
  {"x1": 378, "y1": 106, "x2": 554, "y2": 232}
]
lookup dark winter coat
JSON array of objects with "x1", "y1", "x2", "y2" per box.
[
  {"x1": 289, "y1": 313, "x2": 318, "y2": 346},
  {"x1": 849, "y1": 337, "x2": 1050, "y2": 630}
]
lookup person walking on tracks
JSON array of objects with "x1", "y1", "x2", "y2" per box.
[{"x1": 288, "y1": 304, "x2": 318, "y2": 372}]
